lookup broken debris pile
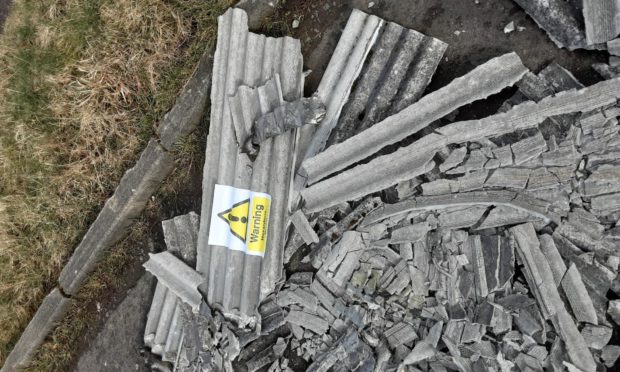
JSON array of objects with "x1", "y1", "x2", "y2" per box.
[
  {"x1": 142, "y1": 6, "x2": 620, "y2": 372},
  {"x1": 512, "y1": 0, "x2": 620, "y2": 81}
]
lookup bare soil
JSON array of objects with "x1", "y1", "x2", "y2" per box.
[{"x1": 0, "y1": 0, "x2": 10, "y2": 32}]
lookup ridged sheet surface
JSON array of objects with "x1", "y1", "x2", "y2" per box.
[{"x1": 196, "y1": 8, "x2": 303, "y2": 321}]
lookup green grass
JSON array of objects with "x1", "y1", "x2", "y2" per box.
[{"x1": 0, "y1": 0, "x2": 233, "y2": 369}]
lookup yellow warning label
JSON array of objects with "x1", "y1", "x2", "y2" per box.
[
  {"x1": 216, "y1": 199, "x2": 250, "y2": 242},
  {"x1": 208, "y1": 185, "x2": 272, "y2": 257},
  {"x1": 247, "y1": 196, "x2": 271, "y2": 255}
]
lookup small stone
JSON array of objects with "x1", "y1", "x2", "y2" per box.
[
  {"x1": 292, "y1": 19, "x2": 300, "y2": 29},
  {"x1": 581, "y1": 325, "x2": 613, "y2": 350},
  {"x1": 608, "y1": 300, "x2": 620, "y2": 325},
  {"x1": 504, "y1": 21, "x2": 515, "y2": 34},
  {"x1": 602, "y1": 345, "x2": 620, "y2": 368},
  {"x1": 368, "y1": 2, "x2": 375, "y2": 8}
]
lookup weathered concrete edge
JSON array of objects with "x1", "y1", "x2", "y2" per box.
[
  {"x1": 157, "y1": 51, "x2": 213, "y2": 150},
  {"x1": 1, "y1": 289, "x2": 71, "y2": 372},
  {"x1": 58, "y1": 138, "x2": 176, "y2": 294},
  {"x1": 1, "y1": 139, "x2": 176, "y2": 372}
]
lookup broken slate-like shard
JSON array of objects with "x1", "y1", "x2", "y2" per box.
[
  {"x1": 582, "y1": 0, "x2": 619, "y2": 45},
  {"x1": 247, "y1": 96, "x2": 325, "y2": 152},
  {"x1": 512, "y1": 0, "x2": 592, "y2": 50}
]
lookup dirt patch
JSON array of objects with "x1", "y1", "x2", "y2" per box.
[{"x1": 0, "y1": 0, "x2": 10, "y2": 32}]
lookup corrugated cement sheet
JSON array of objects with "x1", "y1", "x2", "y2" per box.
[
  {"x1": 144, "y1": 213, "x2": 200, "y2": 362},
  {"x1": 208, "y1": 75, "x2": 296, "y2": 320},
  {"x1": 326, "y1": 19, "x2": 447, "y2": 147},
  {"x1": 295, "y1": 9, "x2": 447, "y2": 179},
  {"x1": 196, "y1": 8, "x2": 303, "y2": 321},
  {"x1": 301, "y1": 76, "x2": 620, "y2": 213},
  {"x1": 300, "y1": 53, "x2": 528, "y2": 186},
  {"x1": 295, "y1": 9, "x2": 382, "y2": 168}
]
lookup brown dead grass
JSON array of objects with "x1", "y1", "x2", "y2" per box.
[{"x1": 0, "y1": 0, "x2": 233, "y2": 369}]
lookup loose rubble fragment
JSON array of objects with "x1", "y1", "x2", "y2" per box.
[
  {"x1": 561, "y1": 263, "x2": 598, "y2": 325},
  {"x1": 290, "y1": 210, "x2": 319, "y2": 245},
  {"x1": 602, "y1": 345, "x2": 620, "y2": 367},
  {"x1": 608, "y1": 38, "x2": 620, "y2": 56},
  {"x1": 582, "y1": 0, "x2": 619, "y2": 45},
  {"x1": 504, "y1": 21, "x2": 515, "y2": 34},
  {"x1": 246, "y1": 96, "x2": 326, "y2": 153},
  {"x1": 161, "y1": 212, "x2": 200, "y2": 266},
  {"x1": 512, "y1": 0, "x2": 591, "y2": 50},
  {"x1": 143, "y1": 252, "x2": 204, "y2": 312}
]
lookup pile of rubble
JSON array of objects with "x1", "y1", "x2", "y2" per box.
[
  {"x1": 512, "y1": 0, "x2": 620, "y2": 80},
  {"x1": 141, "y1": 6, "x2": 620, "y2": 372}
]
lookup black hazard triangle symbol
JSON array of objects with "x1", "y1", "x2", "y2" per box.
[{"x1": 217, "y1": 199, "x2": 250, "y2": 243}]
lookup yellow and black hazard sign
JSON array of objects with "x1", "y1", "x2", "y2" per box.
[
  {"x1": 208, "y1": 185, "x2": 271, "y2": 257},
  {"x1": 217, "y1": 199, "x2": 250, "y2": 242}
]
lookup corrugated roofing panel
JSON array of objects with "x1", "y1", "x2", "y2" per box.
[
  {"x1": 144, "y1": 212, "x2": 201, "y2": 361},
  {"x1": 295, "y1": 9, "x2": 383, "y2": 168},
  {"x1": 197, "y1": 8, "x2": 249, "y2": 288},
  {"x1": 144, "y1": 282, "x2": 168, "y2": 348},
  {"x1": 195, "y1": 8, "x2": 303, "y2": 321},
  {"x1": 300, "y1": 52, "x2": 528, "y2": 185},
  {"x1": 151, "y1": 291, "x2": 178, "y2": 355},
  {"x1": 301, "y1": 76, "x2": 620, "y2": 213},
  {"x1": 143, "y1": 252, "x2": 203, "y2": 312},
  {"x1": 215, "y1": 77, "x2": 284, "y2": 317},
  {"x1": 326, "y1": 20, "x2": 447, "y2": 147}
]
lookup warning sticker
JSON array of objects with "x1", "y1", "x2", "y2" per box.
[{"x1": 208, "y1": 184, "x2": 271, "y2": 256}]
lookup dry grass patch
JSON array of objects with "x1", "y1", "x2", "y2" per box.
[{"x1": 0, "y1": 0, "x2": 232, "y2": 368}]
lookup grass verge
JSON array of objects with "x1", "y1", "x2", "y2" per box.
[{"x1": 0, "y1": 0, "x2": 232, "y2": 369}]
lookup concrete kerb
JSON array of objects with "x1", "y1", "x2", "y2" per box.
[{"x1": 1, "y1": 290, "x2": 71, "y2": 372}]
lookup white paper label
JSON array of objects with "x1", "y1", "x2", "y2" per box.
[{"x1": 208, "y1": 184, "x2": 271, "y2": 257}]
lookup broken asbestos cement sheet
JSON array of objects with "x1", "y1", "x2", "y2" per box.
[
  {"x1": 208, "y1": 184, "x2": 271, "y2": 257},
  {"x1": 133, "y1": 5, "x2": 620, "y2": 372}
]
